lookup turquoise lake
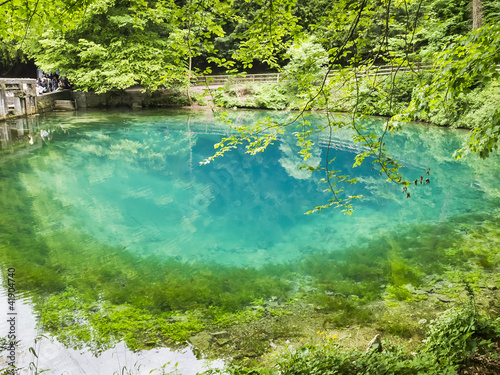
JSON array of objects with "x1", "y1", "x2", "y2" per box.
[
  {"x1": 1, "y1": 109, "x2": 500, "y2": 372},
  {"x1": 2, "y1": 109, "x2": 498, "y2": 267}
]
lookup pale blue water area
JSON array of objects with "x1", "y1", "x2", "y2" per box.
[{"x1": 3, "y1": 109, "x2": 499, "y2": 266}]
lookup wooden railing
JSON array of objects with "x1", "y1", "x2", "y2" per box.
[
  {"x1": 330, "y1": 64, "x2": 434, "y2": 77},
  {"x1": 193, "y1": 73, "x2": 283, "y2": 86},
  {"x1": 192, "y1": 64, "x2": 434, "y2": 86}
]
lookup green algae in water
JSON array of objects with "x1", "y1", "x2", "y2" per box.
[{"x1": 1, "y1": 109, "x2": 500, "y2": 350}]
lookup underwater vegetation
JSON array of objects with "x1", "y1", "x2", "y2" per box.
[
  {"x1": 1, "y1": 110, "x2": 500, "y2": 355},
  {"x1": 2, "y1": 168, "x2": 500, "y2": 352}
]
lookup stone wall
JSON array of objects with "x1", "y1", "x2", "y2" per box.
[
  {"x1": 37, "y1": 90, "x2": 75, "y2": 112},
  {"x1": 38, "y1": 88, "x2": 157, "y2": 112},
  {"x1": 0, "y1": 79, "x2": 37, "y2": 121},
  {"x1": 72, "y1": 87, "x2": 189, "y2": 109},
  {"x1": 1, "y1": 82, "x2": 191, "y2": 123},
  {"x1": 72, "y1": 89, "x2": 140, "y2": 109},
  {"x1": 0, "y1": 115, "x2": 41, "y2": 155}
]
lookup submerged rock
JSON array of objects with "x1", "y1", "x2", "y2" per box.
[
  {"x1": 189, "y1": 332, "x2": 212, "y2": 351},
  {"x1": 433, "y1": 294, "x2": 453, "y2": 303},
  {"x1": 216, "y1": 338, "x2": 230, "y2": 346},
  {"x1": 169, "y1": 315, "x2": 188, "y2": 323},
  {"x1": 234, "y1": 349, "x2": 258, "y2": 359},
  {"x1": 212, "y1": 331, "x2": 229, "y2": 338}
]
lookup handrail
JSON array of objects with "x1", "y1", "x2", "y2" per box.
[{"x1": 192, "y1": 64, "x2": 435, "y2": 86}]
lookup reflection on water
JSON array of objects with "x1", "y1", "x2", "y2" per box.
[
  {"x1": 2, "y1": 110, "x2": 495, "y2": 265},
  {"x1": 1, "y1": 109, "x2": 499, "y2": 371},
  {"x1": 0, "y1": 117, "x2": 39, "y2": 158},
  {"x1": 0, "y1": 273, "x2": 224, "y2": 374}
]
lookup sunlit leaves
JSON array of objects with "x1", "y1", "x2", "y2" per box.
[
  {"x1": 0, "y1": 0, "x2": 88, "y2": 42},
  {"x1": 202, "y1": 0, "x2": 424, "y2": 212},
  {"x1": 281, "y1": 36, "x2": 329, "y2": 101},
  {"x1": 201, "y1": 115, "x2": 286, "y2": 166},
  {"x1": 27, "y1": 0, "x2": 239, "y2": 92},
  {"x1": 405, "y1": 24, "x2": 500, "y2": 159},
  {"x1": 456, "y1": 108, "x2": 500, "y2": 159},
  {"x1": 232, "y1": 0, "x2": 302, "y2": 69}
]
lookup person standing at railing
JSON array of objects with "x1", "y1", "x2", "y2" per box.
[{"x1": 51, "y1": 76, "x2": 59, "y2": 91}]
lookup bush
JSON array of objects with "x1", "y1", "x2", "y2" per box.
[
  {"x1": 212, "y1": 88, "x2": 242, "y2": 108},
  {"x1": 424, "y1": 301, "x2": 500, "y2": 366},
  {"x1": 253, "y1": 84, "x2": 288, "y2": 110},
  {"x1": 280, "y1": 36, "x2": 328, "y2": 96},
  {"x1": 210, "y1": 83, "x2": 290, "y2": 110},
  {"x1": 273, "y1": 343, "x2": 452, "y2": 375},
  {"x1": 342, "y1": 73, "x2": 423, "y2": 117},
  {"x1": 144, "y1": 89, "x2": 190, "y2": 107}
]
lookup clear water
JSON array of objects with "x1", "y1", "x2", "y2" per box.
[
  {"x1": 0, "y1": 278, "x2": 224, "y2": 374},
  {"x1": 1, "y1": 109, "x2": 499, "y2": 372},
  {"x1": 2, "y1": 110, "x2": 498, "y2": 266}
]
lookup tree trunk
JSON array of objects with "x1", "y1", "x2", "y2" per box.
[
  {"x1": 187, "y1": 55, "x2": 192, "y2": 105},
  {"x1": 472, "y1": 0, "x2": 483, "y2": 30}
]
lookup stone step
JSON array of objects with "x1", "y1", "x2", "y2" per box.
[{"x1": 54, "y1": 100, "x2": 76, "y2": 111}]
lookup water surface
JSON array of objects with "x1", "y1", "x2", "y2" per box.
[
  {"x1": 1, "y1": 109, "x2": 499, "y2": 372},
  {"x1": 3, "y1": 110, "x2": 495, "y2": 265}
]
